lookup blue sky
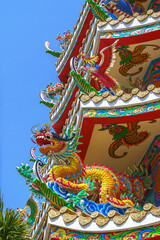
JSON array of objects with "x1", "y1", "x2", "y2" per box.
[{"x1": 0, "y1": 0, "x2": 85, "y2": 210}]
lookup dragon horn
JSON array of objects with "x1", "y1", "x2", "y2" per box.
[
  {"x1": 31, "y1": 135, "x2": 37, "y2": 144},
  {"x1": 31, "y1": 123, "x2": 39, "y2": 134},
  {"x1": 41, "y1": 122, "x2": 51, "y2": 131}
]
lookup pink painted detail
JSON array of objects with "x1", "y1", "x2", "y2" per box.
[{"x1": 154, "y1": 139, "x2": 160, "y2": 148}]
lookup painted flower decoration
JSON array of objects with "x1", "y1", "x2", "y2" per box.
[
  {"x1": 55, "y1": 82, "x2": 64, "y2": 90},
  {"x1": 47, "y1": 84, "x2": 56, "y2": 94}
]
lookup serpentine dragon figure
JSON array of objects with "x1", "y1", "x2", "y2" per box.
[{"x1": 30, "y1": 124, "x2": 151, "y2": 209}]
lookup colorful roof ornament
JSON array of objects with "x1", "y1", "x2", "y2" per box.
[
  {"x1": 40, "y1": 82, "x2": 64, "y2": 108},
  {"x1": 17, "y1": 1, "x2": 160, "y2": 239}
]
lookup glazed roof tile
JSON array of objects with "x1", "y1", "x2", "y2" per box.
[
  {"x1": 80, "y1": 85, "x2": 160, "y2": 104},
  {"x1": 48, "y1": 203, "x2": 160, "y2": 229}
]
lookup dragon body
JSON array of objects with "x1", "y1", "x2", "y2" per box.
[{"x1": 31, "y1": 125, "x2": 150, "y2": 208}]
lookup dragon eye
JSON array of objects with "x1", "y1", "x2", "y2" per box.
[{"x1": 46, "y1": 136, "x2": 51, "y2": 139}]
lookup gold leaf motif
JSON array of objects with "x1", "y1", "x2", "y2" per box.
[
  {"x1": 79, "y1": 216, "x2": 92, "y2": 226},
  {"x1": 147, "y1": 84, "x2": 155, "y2": 91},
  {"x1": 108, "y1": 210, "x2": 117, "y2": 218},
  {"x1": 130, "y1": 210, "x2": 147, "y2": 222},
  {"x1": 106, "y1": 17, "x2": 112, "y2": 22},
  {"x1": 113, "y1": 214, "x2": 129, "y2": 225},
  {"x1": 121, "y1": 93, "x2": 133, "y2": 102},
  {"x1": 60, "y1": 206, "x2": 68, "y2": 214},
  {"x1": 106, "y1": 95, "x2": 118, "y2": 103},
  {"x1": 147, "y1": 9, "x2": 154, "y2": 15},
  {"x1": 89, "y1": 91, "x2": 97, "y2": 98},
  {"x1": 63, "y1": 213, "x2": 78, "y2": 223},
  {"x1": 110, "y1": 20, "x2": 120, "y2": 26},
  {"x1": 38, "y1": 210, "x2": 43, "y2": 217},
  {"x1": 92, "y1": 95, "x2": 103, "y2": 103},
  {"x1": 80, "y1": 94, "x2": 90, "y2": 103},
  {"x1": 116, "y1": 90, "x2": 124, "y2": 97},
  {"x1": 153, "y1": 87, "x2": 160, "y2": 94},
  {"x1": 131, "y1": 88, "x2": 139, "y2": 95},
  {"x1": 118, "y1": 15, "x2": 125, "y2": 21},
  {"x1": 91, "y1": 211, "x2": 99, "y2": 219},
  {"x1": 152, "y1": 12, "x2": 160, "y2": 18},
  {"x1": 48, "y1": 209, "x2": 61, "y2": 219},
  {"x1": 102, "y1": 91, "x2": 110, "y2": 97},
  {"x1": 68, "y1": 109, "x2": 73, "y2": 116},
  {"x1": 123, "y1": 17, "x2": 134, "y2": 24},
  {"x1": 137, "y1": 90, "x2": 149, "y2": 98},
  {"x1": 96, "y1": 217, "x2": 110, "y2": 227},
  {"x1": 133, "y1": 12, "x2": 139, "y2": 17},
  {"x1": 150, "y1": 206, "x2": 160, "y2": 216},
  {"x1": 137, "y1": 14, "x2": 148, "y2": 21},
  {"x1": 143, "y1": 203, "x2": 153, "y2": 211},
  {"x1": 97, "y1": 22, "x2": 108, "y2": 28}
]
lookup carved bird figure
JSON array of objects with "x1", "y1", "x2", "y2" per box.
[{"x1": 81, "y1": 40, "x2": 120, "y2": 93}]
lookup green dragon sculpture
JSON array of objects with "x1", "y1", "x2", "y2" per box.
[
  {"x1": 29, "y1": 124, "x2": 152, "y2": 208},
  {"x1": 70, "y1": 70, "x2": 101, "y2": 96}
]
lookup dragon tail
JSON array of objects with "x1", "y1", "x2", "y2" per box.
[{"x1": 26, "y1": 194, "x2": 39, "y2": 225}]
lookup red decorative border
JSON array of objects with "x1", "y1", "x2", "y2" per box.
[{"x1": 99, "y1": 29, "x2": 160, "y2": 53}]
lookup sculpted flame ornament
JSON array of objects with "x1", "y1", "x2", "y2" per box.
[{"x1": 31, "y1": 124, "x2": 151, "y2": 208}]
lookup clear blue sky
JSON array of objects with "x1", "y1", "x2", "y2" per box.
[{"x1": 0, "y1": 0, "x2": 85, "y2": 210}]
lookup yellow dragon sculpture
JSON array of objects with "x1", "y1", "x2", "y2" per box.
[{"x1": 31, "y1": 124, "x2": 149, "y2": 208}]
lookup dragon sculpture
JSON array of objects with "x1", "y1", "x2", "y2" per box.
[
  {"x1": 30, "y1": 124, "x2": 151, "y2": 209},
  {"x1": 117, "y1": 44, "x2": 160, "y2": 76},
  {"x1": 99, "y1": 122, "x2": 149, "y2": 158}
]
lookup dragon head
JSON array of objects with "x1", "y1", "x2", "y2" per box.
[{"x1": 31, "y1": 124, "x2": 75, "y2": 155}]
